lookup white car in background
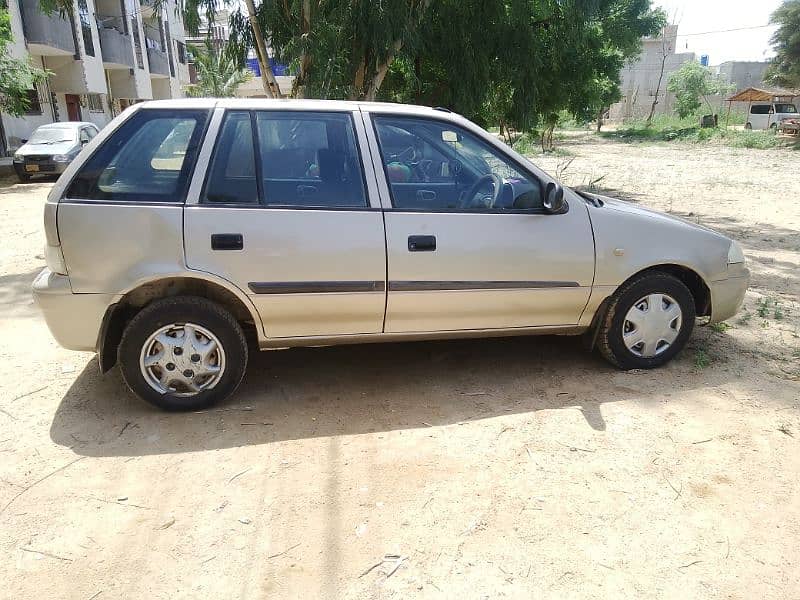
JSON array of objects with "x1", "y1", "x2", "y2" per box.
[
  {"x1": 745, "y1": 102, "x2": 800, "y2": 131},
  {"x1": 12, "y1": 122, "x2": 99, "y2": 182}
]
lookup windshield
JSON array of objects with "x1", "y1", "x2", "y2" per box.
[
  {"x1": 775, "y1": 104, "x2": 798, "y2": 114},
  {"x1": 28, "y1": 128, "x2": 76, "y2": 144}
]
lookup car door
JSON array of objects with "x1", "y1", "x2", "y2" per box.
[
  {"x1": 184, "y1": 107, "x2": 387, "y2": 339},
  {"x1": 364, "y1": 110, "x2": 595, "y2": 333}
]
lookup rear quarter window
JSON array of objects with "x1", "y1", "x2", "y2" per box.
[{"x1": 66, "y1": 109, "x2": 209, "y2": 203}]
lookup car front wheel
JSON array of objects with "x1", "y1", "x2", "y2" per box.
[
  {"x1": 118, "y1": 296, "x2": 248, "y2": 411},
  {"x1": 597, "y1": 272, "x2": 696, "y2": 370}
]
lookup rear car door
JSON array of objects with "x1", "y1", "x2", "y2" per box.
[
  {"x1": 364, "y1": 111, "x2": 595, "y2": 333},
  {"x1": 184, "y1": 107, "x2": 387, "y2": 339}
]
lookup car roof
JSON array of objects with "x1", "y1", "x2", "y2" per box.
[
  {"x1": 38, "y1": 121, "x2": 98, "y2": 130},
  {"x1": 138, "y1": 97, "x2": 458, "y2": 117}
]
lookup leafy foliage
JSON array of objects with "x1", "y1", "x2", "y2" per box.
[
  {"x1": 666, "y1": 61, "x2": 732, "y2": 118},
  {"x1": 0, "y1": 5, "x2": 49, "y2": 116},
  {"x1": 765, "y1": 0, "x2": 800, "y2": 88},
  {"x1": 185, "y1": 40, "x2": 251, "y2": 97}
]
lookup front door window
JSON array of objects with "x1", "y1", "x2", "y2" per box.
[{"x1": 373, "y1": 116, "x2": 542, "y2": 212}]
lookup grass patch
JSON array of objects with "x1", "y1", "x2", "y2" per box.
[
  {"x1": 602, "y1": 114, "x2": 785, "y2": 149},
  {"x1": 710, "y1": 322, "x2": 732, "y2": 333},
  {"x1": 694, "y1": 348, "x2": 711, "y2": 369}
]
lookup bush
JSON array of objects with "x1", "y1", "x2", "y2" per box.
[{"x1": 601, "y1": 114, "x2": 783, "y2": 149}]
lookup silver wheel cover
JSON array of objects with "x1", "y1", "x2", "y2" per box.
[
  {"x1": 139, "y1": 323, "x2": 226, "y2": 396},
  {"x1": 622, "y1": 293, "x2": 683, "y2": 358}
]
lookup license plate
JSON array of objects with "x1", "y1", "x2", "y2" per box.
[{"x1": 25, "y1": 164, "x2": 39, "y2": 173}]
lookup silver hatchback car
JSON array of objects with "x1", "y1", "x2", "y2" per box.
[{"x1": 33, "y1": 99, "x2": 749, "y2": 411}]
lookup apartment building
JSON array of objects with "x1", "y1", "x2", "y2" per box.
[{"x1": 1, "y1": 0, "x2": 190, "y2": 155}]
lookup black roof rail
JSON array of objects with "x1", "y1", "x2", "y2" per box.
[{"x1": 433, "y1": 106, "x2": 453, "y2": 113}]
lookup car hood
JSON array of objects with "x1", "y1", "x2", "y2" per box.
[
  {"x1": 16, "y1": 141, "x2": 78, "y2": 156},
  {"x1": 588, "y1": 193, "x2": 726, "y2": 239}
]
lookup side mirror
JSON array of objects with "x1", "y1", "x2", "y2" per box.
[
  {"x1": 543, "y1": 181, "x2": 566, "y2": 214},
  {"x1": 81, "y1": 139, "x2": 89, "y2": 146},
  {"x1": 21, "y1": 139, "x2": 28, "y2": 144}
]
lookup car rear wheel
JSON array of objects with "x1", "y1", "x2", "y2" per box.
[
  {"x1": 744, "y1": 122, "x2": 752, "y2": 130},
  {"x1": 118, "y1": 296, "x2": 248, "y2": 411},
  {"x1": 597, "y1": 272, "x2": 695, "y2": 370}
]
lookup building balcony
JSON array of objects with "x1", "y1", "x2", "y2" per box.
[
  {"x1": 99, "y1": 25, "x2": 134, "y2": 69},
  {"x1": 20, "y1": 3, "x2": 77, "y2": 56},
  {"x1": 147, "y1": 47, "x2": 170, "y2": 78}
]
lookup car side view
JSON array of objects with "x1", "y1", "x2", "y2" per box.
[{"x1": 33, "y1": 99, "x2": 749, "y2": 411}]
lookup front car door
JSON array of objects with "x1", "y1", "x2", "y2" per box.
[
  {"x1": 184, "y1": 104, "x2": 386, "y2": 339},
  {"x1": 363, "y1": 108, "x2": 595, "y2": 333}
]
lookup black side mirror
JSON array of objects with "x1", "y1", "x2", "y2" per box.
[{"x1": 543, "y1": 181, "x2": 566, "y2": 214}]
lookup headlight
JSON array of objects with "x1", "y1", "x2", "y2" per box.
[
  {"x1": 52, "y1": 154, "x2": 71, "y2": 162},
  {"x1": 727, "y1": 241, "x2": 745, "y2": 264},
  {"x1": 13, "y1": 153, "x2": 23, "y2": 162}
]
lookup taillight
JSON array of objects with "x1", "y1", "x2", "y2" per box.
[{"x1": 42, "y1": 201, "x2": 66, "y2": 275}]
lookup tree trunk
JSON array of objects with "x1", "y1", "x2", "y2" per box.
[
  {"x1": 596, "y1": 108, "x2": 603, "y2": 132},
  {"x1": 292, "y1": 0, "x2": 312, "y2": 98},
  {"x1": 244, "y1": 0, "x2": 282, "y2": 98},
  {"x1": 646, "y1": 34, "x2": 668, "y2": 126}
]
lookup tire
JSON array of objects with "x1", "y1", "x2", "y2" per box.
[
  {"x1": 597, "y1": 272, "x2": 695, "y2": 370},
  {"x1": 17, "y1": 172, "x2": 31, "y2": 183},
  {"x1": 118, "y1": 296, "x2": 248, "y2": 411},
  {"x1": 744, "y1": 122, "x2": 752, "y2": 130}
]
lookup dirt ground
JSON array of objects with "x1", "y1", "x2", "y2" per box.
[{"x1": 1, "y1": 134, "x2": 799, "y2": 600}]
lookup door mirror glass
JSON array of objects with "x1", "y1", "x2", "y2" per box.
[{"x1": 543, "y1": 181, "x2": 565, "y2": 214}]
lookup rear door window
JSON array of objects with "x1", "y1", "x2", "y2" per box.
[
  {"x1": 254, "y1": 111, "x2": 367, "y2": 208},
  {"x1": 750, "y1": 105, "x2": 771, "y2": 115},
  {"x1": 202, "y1": 111, "x2": 258, "y2": 204},
  {"x1": 67, "y1": 109, "x2": 208, "y2": 203}
]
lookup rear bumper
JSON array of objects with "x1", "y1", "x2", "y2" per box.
[
  {"x1": 32, "y1": 268, "x2": 118, "y2": 352},
  {"x1": 709, "y1": 270, "x2": 749, "y2": 323}
]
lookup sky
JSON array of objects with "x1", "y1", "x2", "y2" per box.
[{"x1": 656, "y1": 0, "x2": 783, "y2": 64}]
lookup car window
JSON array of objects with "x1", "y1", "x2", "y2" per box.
[
  {"x1": 67, "y1": 109, "x2": 208, "y2": 203},
  {"x1": 373, "y1": 116, "x2": 542, "y2": 212},
  {"x1": 254, "y1": 111, "x2": 367, "y2": 208},
  {"x1": 203, "y1": 111, "x2": 258, "y2": 204},
  {"x1": 86, "y1": 127, "x2": 98, "y2": 139},
  {"x1": 774, "y1": 103, "x2": 797, "y2": 113},
  {"x1": 80, "y1": 129, "x2": 90, "y2": 143},
  {"x1": 750, "y1": 105, "x2": 771, "y2": 115}
]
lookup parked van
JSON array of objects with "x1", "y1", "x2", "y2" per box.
[{"x1": 745, "y1": 102, "x2": 799, "y2": 130}]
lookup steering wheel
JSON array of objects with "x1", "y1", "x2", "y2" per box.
[{"x1": 460, "y1": 173, "x2": 503, "y2": 209}]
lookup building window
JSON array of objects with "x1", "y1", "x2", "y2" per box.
[
  {"x1": 131, "y1": 17, "x2": 144, "y2": 69},
  {"x1": 85, "y1": 94, "x2": 104, "y2": 112},
  {"x1": 177, "y1": 41, "x2": 187, "y2": 64},
  {"x1": 77, "y1": 0, "x2": 95, "y2": 57},
  {"x1": 24, "y1": 88, "x2": 43, "y2": 115}
]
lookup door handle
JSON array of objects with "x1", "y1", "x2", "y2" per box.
[
  {"x1": 408, "y1": 235, "x2": 436, "y2": 252},
  {"x1": 416, "y1": 189, "x2": 437, "y2": 202},
  {"x1": 211, "y1": 233, "x2": 243, "y2": 251}
]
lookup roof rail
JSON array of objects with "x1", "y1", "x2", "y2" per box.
[{"x1": 433, "y1": 106, "x2": 453, "y2": 113}]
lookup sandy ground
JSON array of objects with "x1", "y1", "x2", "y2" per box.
[{"x1": 1, "y1": 134, "x2": 799, "y2": 600}]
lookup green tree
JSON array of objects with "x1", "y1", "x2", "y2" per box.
[
  {"x1": 185, "y1": 40, "x2": 251, "y2": 97},
  {"x1": 0, "y1": 3, "x2": 48, "y2": 116},
  {"x1": 667, "y1": 60, "x2": 731, "y2": 118},
  {"x1": 228, "y1": 0, "x2": 433, "y2": 99},
  {"x1": 765, "y1": 0, "x2": 800, "y2": 88}
]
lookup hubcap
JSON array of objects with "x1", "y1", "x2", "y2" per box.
[
  {"x1": 622, "y1": 293, "x2": 683, "y2": 358},
  {"x1": 139, "y1": 323, "x2": 225, "y2": 396}
]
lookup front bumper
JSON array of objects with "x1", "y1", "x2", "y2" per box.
[
  {"x1": 13, "y1": 159, "x2": 69, "y2": 177},
  {"x1": 32, "y1": 268, "x2": 119, "y2": 352},
  {"x1": 709, "y1": 269, "x2": 750, "y2": 323}
]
